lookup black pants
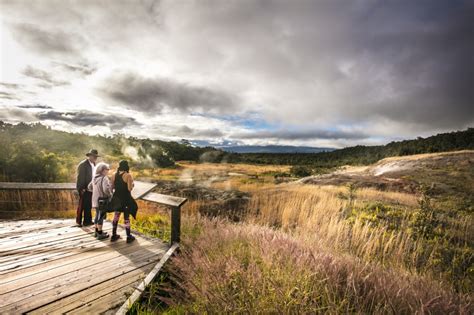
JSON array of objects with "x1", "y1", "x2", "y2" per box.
[{"x1": 76, "y1": 191, "x2": 93, "y2": 225}]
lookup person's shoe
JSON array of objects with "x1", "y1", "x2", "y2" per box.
[
  {"x1": 75, "y1": 223, "x2": 82, "y2": 227},
  {"x1": 83, "y1": 222, "x2": 94, "y2": 227},
  {"x1": 110, "y1": 234, "x2": 121, "y2": 242},
  {"x1": 97, "y1": 232, "x2": 109, "y2": 240},
  {"x1": 126, "y1": 235, "x2": 136, "y2": 244}
]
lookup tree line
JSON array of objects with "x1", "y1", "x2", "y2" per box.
[{"x1": 0, "y1": 121, "x2": 472, "y2": 182}]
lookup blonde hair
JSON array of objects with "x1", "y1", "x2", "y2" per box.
[{"x1": 95, "y1": 162, "x2": 110, "y2": 175}]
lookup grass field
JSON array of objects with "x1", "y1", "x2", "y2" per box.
[{"x1": 2, "y1": 153, "x2": 473, "y2": 314}]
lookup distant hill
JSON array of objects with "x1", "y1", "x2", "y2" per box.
[
  {"x1": 226, "y1": 128, "x2": 474, "y2": 168},
  {"x1": 219, "y1": 145, "x2": 334, "y2": 154}
]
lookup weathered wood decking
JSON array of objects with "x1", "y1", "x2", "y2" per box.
[{"x1": 0, "y1": 219, "x2": 173, "y2": 314}]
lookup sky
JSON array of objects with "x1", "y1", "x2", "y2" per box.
[{"x1": 0, "y1": 0, "x2": 473, "y2": 148}]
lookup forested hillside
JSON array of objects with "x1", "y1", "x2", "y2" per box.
[
  {"x1": 227, "y1": 128, "x2": 474, "y2": 168},
  {"x1": 0, "y1": 121, "x2": 219, "y2": 182},
  {"x1": 0, "y1": 121, "x2": 472, "y2": 182}
]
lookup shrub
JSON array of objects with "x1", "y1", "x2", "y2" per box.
[{"x1": 290, "y1": 165, "x2": 312, "y2": 177}]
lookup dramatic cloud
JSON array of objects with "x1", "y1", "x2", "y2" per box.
[
  {"x1": 0, "y1": 0, "x2": 472, "y2": 146},
  {"x1": 10, "y1": 23, "x2": 87, "y2": 55},
  {"x1": 36, "y1": 110, "x2": 139, "y2": 129},
  {"x1": 22, "y1": 66, "x2": 69, "y2": 87},
  {"x1": 99, "y1": 72, "x2": 238, "y2": 113},
  {"x1": 0, "y1": 106, "x2": 36, "y2": 122},
  {"x1": 52, "y1": 61, "x2": 97, "y2": 77},
  {"x1": 176, "y1": 125, "x2": 224, "y2": 138}
]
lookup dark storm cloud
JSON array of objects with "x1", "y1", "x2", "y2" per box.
[
  {"x1": 99, "y1": 72, "x2": 238, "y2": 113},
  {"x1": 356, "y1": 0, "x2": 474, "y2": 129},
  {"x1": 232, "y1": 129, "x2": 369, "y2": 141},
  {"x1": 36, "y1": 110, "x2": 140, "y2": 129},
  {"x1": 22, "y1": 66, "x2": 69, "y2": 87},
  {"x1": 176, "y1": 125, "x2": 224, "y2": 138},
  {"x1": 160, "y1": 0, "x2": 474, "y2": 132},
  {"x1": 10, "y1": 23, "x2": 87, "y2": 55}
]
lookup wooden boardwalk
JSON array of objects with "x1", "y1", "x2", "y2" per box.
[{"x1": 0, "y1": 219, "x2": 172, "y2": 314}]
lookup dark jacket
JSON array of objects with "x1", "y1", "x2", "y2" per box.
[{"x1": 76, "y1": 159, "x2": 93, "y2": 192}]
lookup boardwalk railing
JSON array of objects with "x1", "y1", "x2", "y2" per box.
[
  {"x1": 0, "y1": 181, "x2": 187, "y2": 314},
  {"x1": 0, "y1": 181, "x2": 187, "y2": 245}
]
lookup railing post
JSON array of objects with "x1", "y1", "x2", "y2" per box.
[{"x1": 170, "y1": 206, "x2": 181, "y2": 245}]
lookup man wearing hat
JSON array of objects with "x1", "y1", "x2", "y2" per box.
[{"x1": 76, "y1": 149, "x2": 99, "y2": 226}]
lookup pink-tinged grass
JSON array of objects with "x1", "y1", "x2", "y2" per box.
[{"x1": 158, "y1": 217, "x2": 472, "y2": 314}]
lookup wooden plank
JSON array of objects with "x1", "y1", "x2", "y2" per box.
[
  {"x1": 0, "y1": 220, "x2": 72, "y2": 238},
  {"x1": 0, "y1": 228, "x2": 132, "y2": 285},
  {"x1": 0, "y1": 245, "x2": 167, "y2": 314},
  {"x1": 67, "y1": 281, "x2": 137, "y2": 314},
  {"x1": 0, "y1": 226, "x2": 98, "y2": 257},
  {"x1": 0, "y1": 225, "x2": 83, "y2": 250},
  {"x1": 141, "y1": 192, "x2": 187, "y2": 207},
  {"x1": 0, "y1": 228, "x2": 116, "y2": 277},
  {"x1": 116, "y1": 242, "x2": 179, "y2": 315},
  {"x1": 0, "y1": 228, "x2": 109, "y2": 270},
  {"x1": 0, "y1": 236, "x2": 160, "y2": 295},
  {"x1": 27, "y1": 267, "x2": 150, "y2": 314}
]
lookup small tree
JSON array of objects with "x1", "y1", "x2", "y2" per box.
[
  {"x1": 290, "y1": 165, "x2": 312, "y2": 177},
  {"x1": 410, "y1": 186, "x2": 439, "y2": 239},
  {"x1": 150, "y1": 147, "x2": 175, "y2": 168}
]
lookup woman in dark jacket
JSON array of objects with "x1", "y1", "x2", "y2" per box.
[{"x1": 110, "y1": 160, "x2": 136, "y2": 243}]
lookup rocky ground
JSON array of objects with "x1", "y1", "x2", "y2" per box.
[{"x1": 299, "y1": 150, "x2": 474, "y2": 195}]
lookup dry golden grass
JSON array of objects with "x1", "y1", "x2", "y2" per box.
[
  {"x1": 245, "y1": 184, "x2": 429, "y2": 273},
  {"x1": 356, "y1": 187, "x2": 419, "y2": 207},
  {"x1": 0, "y1": 189, "x2": 77, "y2": 219},
  {"x1": 178, "y1": 161, "x2": 290, "y2": 174}
]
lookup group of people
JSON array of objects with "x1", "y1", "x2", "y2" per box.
[{"x1": 76, "y1": 149, "x2": 137, "y2": 243}]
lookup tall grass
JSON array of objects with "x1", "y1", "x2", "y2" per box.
[
  {"x1": 244, "y1": 184, "x2": 473, "y2": 292},
  {"x1": 161, "y1": 217, "x2": 471, "y2": 314},
  {"x1": 0, "y1": 189, "x2": 77, "y2": 219}
]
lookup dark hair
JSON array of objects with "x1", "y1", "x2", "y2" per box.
[{"x1": 117, "y1": 160, "x2": 130, "y2": 172}]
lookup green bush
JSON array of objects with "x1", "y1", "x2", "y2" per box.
[{"x1": 290, "y1": 165, "x2": 312, "y2": 177}]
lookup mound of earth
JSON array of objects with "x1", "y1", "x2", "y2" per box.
[
  {"x1": 149, "y1": 180, "x2": 251, "y2": 221},
  {"x1": 300, "y1": 151, "x2": 474, "y2": 195}
]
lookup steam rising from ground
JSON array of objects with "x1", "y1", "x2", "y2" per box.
[{"x1": 121, "y1": 143, "x2": 155, "y2": 168}]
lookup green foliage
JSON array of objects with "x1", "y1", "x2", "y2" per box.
[
  {"x1": 409, "y1": 188, "x2": 439, "y2": 239},
  {"x1": 348, "y1": 202, "x2": 406, "y2": 231},
  {"x1": 289, "y1": 165, "x2": 312, "y2": 177},
  {"x1": 0, "y1": 139, "x2": 72, "y2": 182},
  {"x1": 150, "y1": 148, "x2": 175, "y2": 168},
  {"x1": 226, "y1": 128, "x2": 474, "y2": 167},
  {"x1": 0, "y1": 121, "x2": 221, "y2": 182}
]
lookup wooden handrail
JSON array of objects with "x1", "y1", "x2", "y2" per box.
[{"x1": 0, "y1": 181, "x2": 187, "y2": 244}]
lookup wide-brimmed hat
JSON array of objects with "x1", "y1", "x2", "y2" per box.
[{"x1": 85, "y1": 149, "x2": 100, "y2": 157}]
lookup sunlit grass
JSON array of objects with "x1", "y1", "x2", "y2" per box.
[{"x1": 2, "y1": 160, "x2": 472, "y2": 313}]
